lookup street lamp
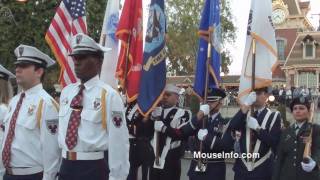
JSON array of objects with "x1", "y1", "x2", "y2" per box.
[
  {"x1": 16, "y1": 0, "x2": 28, "y2": 2},
  {"x1": 268, "y1": 95, "x2": 275, "y2": 102}
]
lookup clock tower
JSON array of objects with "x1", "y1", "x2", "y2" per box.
[
  {"x1": 272, "y1": 0, "x2": 289, "y2": 25},
  {"x1": 271, "y1": 0, "x2": 314, "y2": 87}
]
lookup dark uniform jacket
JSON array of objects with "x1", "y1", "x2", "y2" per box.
[
  {"x1": 155, "y1": 107, "x2": 191, "y2": 161},
  {"x1": 125, "y1": 103, "x2": 154, "y2": 168},
  {"x1": 228, "y1": 107, "x2": 282, "y2": 179},
  {"x1": 272, "y1": 122, "x2": 320, "y2": 180},
  {"x1": 149, "y1": 107, "x2": 191, "y2": 180},
  {"x1": 179, "y1": 113, "x2": 234, "y2": 180}
]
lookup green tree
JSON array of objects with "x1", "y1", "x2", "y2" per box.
[
  {"x1": 0, "y1": 0, "x2": 106, "y2": 90},
  {"x1": 166, "y1": 0, "x2": 236, "y2": 76}
]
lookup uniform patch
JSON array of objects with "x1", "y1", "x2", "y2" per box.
[
  {"x1": 46, "y1": 119, "x2": 58, "y2": 135},
  {"x1": 28, "y1": 105, "x2": 36, "y2": 116},
  {"x1": 112, "y1": 111, "x2": 123, "y2": 128},
  {"x1": 93, "y1": 98, "x2": 101, "y2": 110},
  {"x1": 285, "y1": 134, "x2": 291, "y2": 141}
]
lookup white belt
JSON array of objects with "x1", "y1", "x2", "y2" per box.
[
  {"x1": 6, "y1": 166, "x2": 43, "y2": 175},
  {"x1": 62, "y1": 150, "x2": 104, "y2": 160}
]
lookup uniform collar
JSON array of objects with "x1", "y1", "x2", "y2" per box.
[
  {"x1": 295, "y1": 121, "x2": 306, "y2": 129},
  {"x1": 83, "y1": 75, "x2": 100, "y2": 90},
  {"x1": 163, "y1": 106, "x2": 176, "y2": 118},
  {"x1": 23, "y1": 83, "x2": 43, "y2": 95},
  {"x1": 257, "y1": 106, "x2": 266, "y2": 114}
]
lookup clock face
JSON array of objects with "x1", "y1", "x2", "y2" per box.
[{"x1": 272, "y1": 8, "x2": 286, "y2": 25}]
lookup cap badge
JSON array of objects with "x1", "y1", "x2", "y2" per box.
[
  {"x1": 19, "y1": 47, "x2": 24, "y2": 57},
  {"x1": 76, "y1": 35, "x2": 82, "y2": 44}
]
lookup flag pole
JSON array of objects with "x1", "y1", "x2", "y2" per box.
[
  {"x1": 196, "y1": 30, "x2": 212, "y2": 172},
  {"x1": 122, "y1": 33, "x2": 131, "y2": 105},
  {"x1": 249, "y1": 38, "x2": 256, "y2": 157},
  {"x1": 303, "y1": 101, "x2": 315, "y2": 163}
]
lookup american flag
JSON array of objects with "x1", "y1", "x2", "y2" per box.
[{"x1": 45, "y1": 0, "x2": 87, "y2": 87}]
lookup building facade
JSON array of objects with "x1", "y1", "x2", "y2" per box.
[{"x1": 272, "y1": 0, "x2": 320, "y2": 88}]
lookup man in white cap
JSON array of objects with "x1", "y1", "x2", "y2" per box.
[
  {"x1": 1, "y1": 45, "x2": 60, "y2": 180},
  {"x1": 149, "y1": 83, "x2": 192, "y2": 180},
  {"x1": 58, "y1": 33, "x2": 129, "y2": 180},
  {"x1": 0, "y1": 64, "x2": 15, "y2": 124},
  {"x1": 0, "y1": 64, "x2": 15, "y2": 179}
]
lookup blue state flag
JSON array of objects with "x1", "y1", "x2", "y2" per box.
[
  {"x1": 137, "y1": 0, "x2": 166, "y2": 116},
  {"x1": 194, "y1": 0, "x2": 221, "y2": 99}
]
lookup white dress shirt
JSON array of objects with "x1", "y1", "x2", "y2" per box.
[
  {"x1": 1, "y1": 84, "x2": 60, "y2": 180},
  {"x1": 58, "y1": 75, "x2": 129, "y2": 180}
]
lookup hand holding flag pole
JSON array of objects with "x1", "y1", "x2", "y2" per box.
[
  {"x1": 303, "y1": 102, "x2": 315, "y2": 163},
  {"x1": 194, "y1": 0, "x2": 221, "y2": 172},
  {"x1": 196, "y1": 29, "x2": 213, "y2": 173}
]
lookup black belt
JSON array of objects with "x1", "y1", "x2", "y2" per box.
[
  {"x1": 5, "y1": 169, "x2": 43, "y2": 176},
  {"x1": 129, "y1": 137, "x2": 151, "y2": 142}
]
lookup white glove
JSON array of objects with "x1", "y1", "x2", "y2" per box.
[
  {"x1": 154, "y1": 121, "x2": 166, "y2": 133},
  {"x1": 301, "y1": 157, "x2": 316, "y2": 172},
  {"x1": 197, "y1": 129, "x2": 208, "y2": 141},
  {"x1": 244, "y1": 92, "x2": 256, "y2": 106},
  {"x1": 247, "y1": 117, "x2": 260, "y2": 130},
  {"x1": 152, "y1": 107, "x2": 162, "y2": 118},
  {"x1": 199, "y1": 104, "x2": 210, "y2": 116}
]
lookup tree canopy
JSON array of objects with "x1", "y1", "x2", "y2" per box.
[
  {"x1": 166, "y1": 0, "x2": 236, "y2": 76},
  {"x1": 0, "y1": 0, "x2": 236, "y2": 90},
  {"x1": 0, "y1": 0, "x2": 106, "y2": 90}
]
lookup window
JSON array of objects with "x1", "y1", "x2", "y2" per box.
[
  {"x1": 290, "y1": 74, "x2": 294, "y2": 87},
  {"x1": 298, "y1": 72, "x2": 316, "y2": 88},
  {"x1": 305, "y1": 44, "x2": 313, "y2": 57},
  {"x1": 302, "y1": 35, "x2": 317, "y2": 59},
  {"x1": 276, "y1": 39, "x2": 285, "y2": 60}
]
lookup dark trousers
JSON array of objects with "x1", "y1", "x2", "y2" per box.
[
  {"x1": 149, "y1": 156, "x2": 181, "y2": 180},
  {"x1": 58, "y1": 159, "x2": 108, "y2": 180},
  {"x1": 3, "y1": 172, "x2": 43, "y2": 180},
  {"x1": 127, "y1": 139, "x2": 154, "y2": 180}
]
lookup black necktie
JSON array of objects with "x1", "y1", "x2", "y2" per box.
[
  {"x1": 253, "y1": 111, "x2": 259, "y2": 118},
  {"x1": 295, "y1": 125, "x2": 300, "y2": 135}
]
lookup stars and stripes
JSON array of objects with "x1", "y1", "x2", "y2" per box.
[{"x1": 45, "y1": 0, "x2": 87, "y2": 87}]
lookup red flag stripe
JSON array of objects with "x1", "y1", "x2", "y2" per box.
[
  {"x1": 46, "y1": 32, "x2": 77, "y2": 82},
  {"x1": 50, "y1": 20, "x2": 72, "y2": 52},
  {"x1": 56, "y1": 7, "x2": 71, "y2": 33},
  {"x1": 46, "y1": 0, "x2": 87, "y2": 86},
  {"x1": 78, "y1": 17, "x2": 87, "y2": 34}
]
